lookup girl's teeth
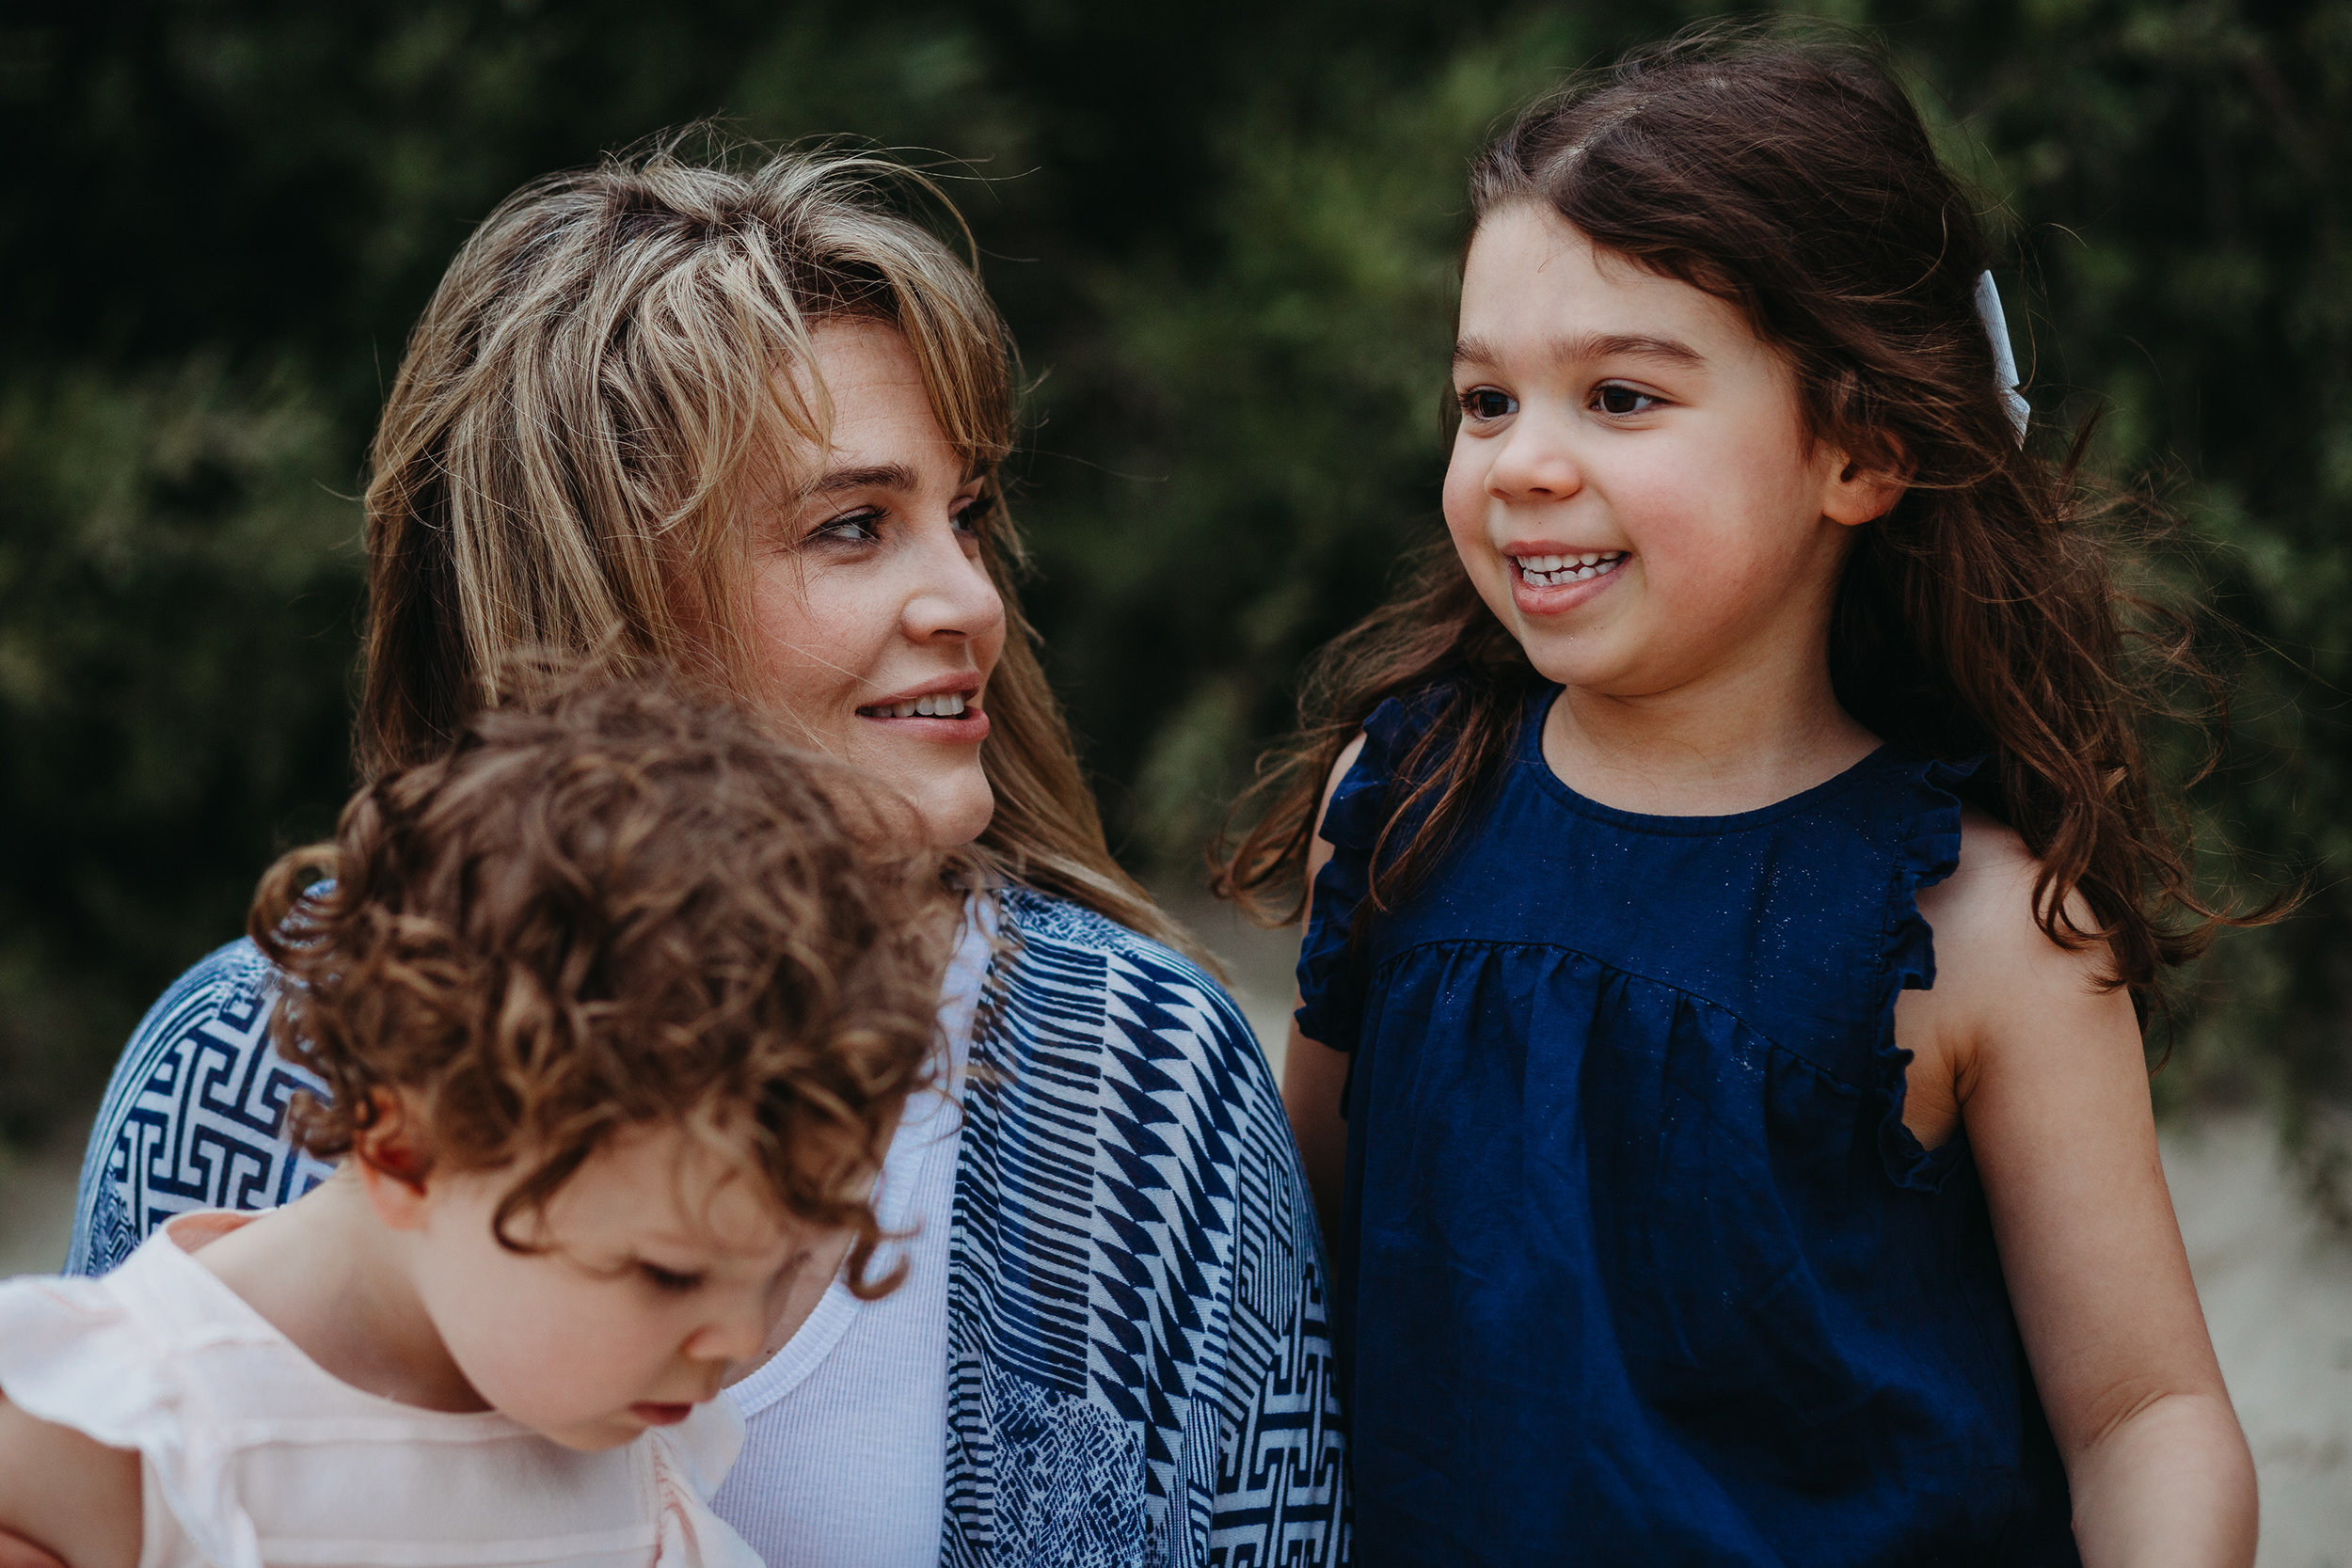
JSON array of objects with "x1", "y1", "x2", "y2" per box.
[{"x1": 1513, "y1": 551, "x2": 1625, "y2": 587}]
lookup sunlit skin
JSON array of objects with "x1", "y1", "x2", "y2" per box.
[
  {"x1": 747, "y1": 318, "x2": 1007, "y2": 850},
  {"x1": 1283, "y1": 205, "x2": 2256, "y2": 1567},
  {"x1": 0, "y1": 1107, "x2": 834, "y2": 1568}
]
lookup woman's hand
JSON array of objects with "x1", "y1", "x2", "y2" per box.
[{"x1": 1901, "y1": 812, "x2": 2257, "y2": 1568}]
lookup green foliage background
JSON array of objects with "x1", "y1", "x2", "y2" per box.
[{"x1": 3, "y1": 1, "x2": 2346, "y2": 1160}]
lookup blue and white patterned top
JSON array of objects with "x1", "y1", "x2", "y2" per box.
[{"x1": 69, "y1": 884, "x2": 1350, "y2": 1567}]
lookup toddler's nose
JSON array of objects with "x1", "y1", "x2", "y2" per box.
[{"x1": 688, "y1": 1293, "x2": 771, "y2": 1365}]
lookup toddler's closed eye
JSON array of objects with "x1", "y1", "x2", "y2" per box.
[{"x1": 637, "y1": 1261, "x2": 706, "y2": 1293}]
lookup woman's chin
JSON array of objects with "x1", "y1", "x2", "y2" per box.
[{"x1": 904, "y1": 774, "x2": 997, "y2": 850}]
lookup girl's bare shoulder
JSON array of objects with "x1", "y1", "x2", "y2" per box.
[{"x1": 1915, "y1": 806, "x2": 2132, "y2": 1043}]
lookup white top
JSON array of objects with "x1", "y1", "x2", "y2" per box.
[
  {"x1": 0, "y1": 1210, "x2": 759, "y2": 1568},
  {"x1": 709, "y1": 898, "x2": 993, "y2": 1568}
]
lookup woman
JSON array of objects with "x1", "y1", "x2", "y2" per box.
[{"x1": 63, "y1": 143, "x2": 1348, "y2": 1567}]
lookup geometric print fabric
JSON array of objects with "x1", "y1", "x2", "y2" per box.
[{"x1": 70, "y1": 892, "x2": 1350, "y2": 1566}]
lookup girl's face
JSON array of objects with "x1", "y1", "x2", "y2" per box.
[
  {"x1": 399, "y1": 1122, "x2": 827, "y2": 1451},
  {"x1": 1443, "y1": 205, "x2": 1885, "y2": 703},
  {"x1": 743, "y1": 320, "x2": 1007, "y2": 849}
]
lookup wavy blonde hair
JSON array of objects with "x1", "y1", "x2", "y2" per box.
[{"x1": 361, "y1": 135, "x2": 1193, "y2": 955}]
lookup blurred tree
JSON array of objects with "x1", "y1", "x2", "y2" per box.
[{"x1": 1, "y1": 0, "x2": 2345, "y2": 1175}]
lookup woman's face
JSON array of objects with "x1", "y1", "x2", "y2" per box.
[{"x1": 743, "y1": 321, "x2": 1007, "y2": 847}]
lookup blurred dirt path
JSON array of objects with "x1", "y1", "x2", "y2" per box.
[{"x1": 2163, "y1": 1117, "x2": 2352, "y2": 1565}]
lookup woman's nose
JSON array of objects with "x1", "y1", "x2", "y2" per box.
[{"x1": 901, "y1": 526, "x2": 1006, "y2": 644}]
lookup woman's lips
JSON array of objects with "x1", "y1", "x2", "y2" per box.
[
  {"x1": 853, "y1": 708, "x2": 991, "y2": 743},
  {"x1": 855, "y1": 681, "x2": 988, "y2": 742},
  {"x1": 630, "y1": 1402, "x2": 693, "y2": 1426}
]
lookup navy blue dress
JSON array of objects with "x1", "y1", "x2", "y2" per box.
[{"x1": 1298, "y1": 683, "x2": 2077, "y2": 1565}]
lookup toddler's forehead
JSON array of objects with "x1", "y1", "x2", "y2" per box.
[{"x1": 538, "y1": 1119, "x2": 796, "y2": 1256}]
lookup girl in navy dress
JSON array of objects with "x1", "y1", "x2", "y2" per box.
[{"x1": 1222, "y1": 27, "x2": 2261, "y2": 1567}]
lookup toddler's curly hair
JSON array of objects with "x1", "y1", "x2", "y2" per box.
[{"x1": 248, "y1": 672, "x2": 946, "y2": 1295}]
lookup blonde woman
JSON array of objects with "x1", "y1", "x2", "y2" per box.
[{"x1": 60, "y1": 145, "x2": 1348, "y2": 1567}]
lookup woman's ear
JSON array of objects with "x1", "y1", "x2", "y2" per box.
[
  {"x1": 1820, "y1": 442, "x2": 1909, "y2": 528},
  {"x1": 352, "y1": 1091, "x2": 437, "y2": 1231}
]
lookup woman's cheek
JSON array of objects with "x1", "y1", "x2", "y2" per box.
[{"x1": 748, "y1": 579, "x2": 868, "y2": 737}]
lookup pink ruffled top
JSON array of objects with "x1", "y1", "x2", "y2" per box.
[{"x1": 0, "y1": 1211, "x2": 759, "y2": 1568}]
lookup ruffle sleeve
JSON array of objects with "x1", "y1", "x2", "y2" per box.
[
  {"x1": 1294, "y1": 690, "x2": 1447, "y2": 1055},
  {"x1": 1873, "y1": 754, "x2": 1982, "y2": 1192},
  {"x1": 648, "y1": 1402, "x2": 763, "y2": 1568},
  {"x1": 0, "y1": 1270, "x2": 262, "y2": 1568}
]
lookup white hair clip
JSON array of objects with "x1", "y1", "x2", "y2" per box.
[{"x1": 1974, "y1": 270, "x2": 2030, "y2": 443}]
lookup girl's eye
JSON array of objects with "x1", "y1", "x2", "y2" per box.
[
  {"x1": 1456, "y1": 387, "x2": 1518, "y2": 422},
  {"x1": 638, "y1": 1262, "x2": 705, "y2": 1293},
  {"x1": 951, "y1": 492, "x2": 991, "y2": 538},
  {"x1": 1594, "y1": 384, "x2": 1661, "y2": 417}
]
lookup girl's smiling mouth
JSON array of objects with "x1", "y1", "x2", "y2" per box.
[
  {"x1": 1504, "y1": 546, "x2": 1631, "y2": 617},
  {"x1": 1509, "y1": 549, "x2": 1627, "y2": 588}
]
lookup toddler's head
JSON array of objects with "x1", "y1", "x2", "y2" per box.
[{"x1": 249, "y1": 673, "x2": 945, "y2": 1449}]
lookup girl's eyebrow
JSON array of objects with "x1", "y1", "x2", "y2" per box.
[{"x1": 1453, "y1": 332, "x2": 1707, "y2": 370}]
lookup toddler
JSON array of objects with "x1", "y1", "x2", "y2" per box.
[{"x1": 0, "y1": 675, "x2": 943, "y2": 1568}]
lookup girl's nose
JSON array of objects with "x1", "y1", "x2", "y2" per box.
[{"x1": 1485, "y1": 418, "x2": 1585, "y2": 504}]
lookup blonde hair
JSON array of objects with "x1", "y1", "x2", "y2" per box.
[{"x1": 361, "y1": 135, "x2": 1196, "y2": 957}]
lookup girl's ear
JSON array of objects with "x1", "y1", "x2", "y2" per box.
[
  {"x1": 1820, "y1": 446, "x2": 1908, "y2": 529},
  {"x1": 353, "y1": 1091, "x2": 437, "y2": 1231}
]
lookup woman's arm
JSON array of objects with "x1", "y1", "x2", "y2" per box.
[
  {"x1": 1909, "y1": 815, "x2": 2256, "y2": 1568},
  {"x1": 0, "y1": 1399, "x2": 138, "y2": 1568},
  {"x1": 1282, "y1": 735, "x2": 1369, "y2": 1245}
]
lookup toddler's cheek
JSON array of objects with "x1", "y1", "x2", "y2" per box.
[{"x1": 434, "y1": 1287, "x2": 639, "y2": 1438}]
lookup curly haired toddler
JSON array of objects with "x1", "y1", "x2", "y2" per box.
[{"x1": 0, "y1": 675, "x2": 945, "y2": 1568}]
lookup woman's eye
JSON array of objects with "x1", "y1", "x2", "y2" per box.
[
  {"x1": 810, "y1": 507, "x2": 883, "y2": 546},
  {"x1": 1594, "y1": 384, "x2": 1661, "y2": 417},
  {"x1": 951, "y1": 493, "x2": 991, "y2": 538},
  {"x1": 638, "y1": 1262, "x2": 705, "y2": 1293},
  {"x1": 1456, "y1": 387, "x2": 1518, "y2": 422}
]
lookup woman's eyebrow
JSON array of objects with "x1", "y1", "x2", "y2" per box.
[
  {"x1": 1452, "y1": 332, "x2": 1706, "y2": 369},
  {"x1": 812, "y1": 462, "x2": 918, "y2": 496}
]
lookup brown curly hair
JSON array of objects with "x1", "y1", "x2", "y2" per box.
[{"x1": 249, "y1": 672, "x2": 946, "y2": 1295}]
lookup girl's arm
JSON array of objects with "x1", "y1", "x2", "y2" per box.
[
  {"x1": 1280, "y1": 736, "x2": 1369, "y2": 1244},
  {"x1": 0, "y1": 1397, "x2": 139, "y2": 1568},
  {"x1": 1282, "y1": 1023, "x2": 1349, "y2": 1245},
  {"x1": 1908, "y1": 814, "x2": 2256, "y2": 1568}
]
